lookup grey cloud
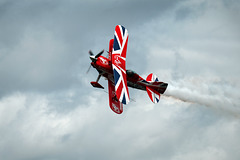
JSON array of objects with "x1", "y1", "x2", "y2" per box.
[
  {"x1": 1, "y1": 91, "x2": 240, "y2": 160},
  {"x1": 0, "y1": 0, "x2": 182, "y2": 96},
  {"x1": 1, "y1": 0, "x2": 240, "y2": 160}
]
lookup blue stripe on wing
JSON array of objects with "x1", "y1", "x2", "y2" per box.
[
  {"x1": 113, "y1": 68, "x2": 120, "y2": 85},
  {"x1": 113, "y1": 35, "x2": 120, "y2": 51}
]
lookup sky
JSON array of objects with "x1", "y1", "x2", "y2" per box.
[{"x1": 0, "y1": 0, "x2": 240, "y2": 160}]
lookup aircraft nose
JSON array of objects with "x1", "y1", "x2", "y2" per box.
[{"x1": 90, "y1": 55, "x2": 97, "y2": 62}]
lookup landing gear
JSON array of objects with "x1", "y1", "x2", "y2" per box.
[{"x1": 90, "y1": 74, "x2": 104, "y2": 89}]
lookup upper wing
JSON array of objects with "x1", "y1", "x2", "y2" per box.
[
  {"x1": 108, "y1": 80, "x2": 123, "y2": 114},
  {"x1": 112, "y1": 25, "x2": 130, "y2": 105}
]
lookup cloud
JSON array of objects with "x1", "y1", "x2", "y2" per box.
[
  {"x1": 164, "y1": 76, "x2": 240, "y2": 118},
  {"x1": 1, "y1": 91, "x2": 240, "y2": 160},
  {"x1": 0, "y1": 0, "x2": 183, "y2": 96},
  {"x1": 0, "y1": 0, "x2": 240, "y2": 160}
]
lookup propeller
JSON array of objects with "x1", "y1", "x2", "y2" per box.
[
  {"x1": 89, "y1": 50, "x2": 94, "y2": 56},
  {"x1": 86, "y1": 64, "x2": 92, "y2": 73},
  {"x1": 95, "y1": 50, "x2": 104, "y2": 58},
  {"x1": 88, "y1": 50, "x2": 104, "y2": 62},
  {"x1": 87, "y1": 49, "x2": 104, "y2": 73}
]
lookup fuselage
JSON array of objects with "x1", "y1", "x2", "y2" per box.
[{"x1": 91, "y1": 56, "x2": 146, "y2": 91}]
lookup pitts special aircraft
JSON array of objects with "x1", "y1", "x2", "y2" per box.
[{"x1": 88, "y1": 25, "x2": 168, "y2": 114}]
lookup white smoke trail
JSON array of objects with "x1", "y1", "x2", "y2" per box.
[{"x1": 163, "y1": 79, "x2": 240, "y2": 118}]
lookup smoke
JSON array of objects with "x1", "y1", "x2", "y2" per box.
[
  {"x1": 163, "y1": 78, "x2": 240, "y2": 118},
  {"x1": 157, "y1": 49, "x2": 240, "y2": 118}
]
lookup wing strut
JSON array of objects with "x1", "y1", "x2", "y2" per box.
[{"x1": 91, "y1": 74, "x2": 104, "y2": 89}]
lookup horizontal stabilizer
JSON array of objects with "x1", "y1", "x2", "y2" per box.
[
  {"x1": 146, "y1": 86, "x2": 160, "y2": 103},
  {"x1": 145, "y1": 73, "x2": 168, "y2": 103},
  {"x1": 146, "y1": 73, "x2": 168, "y2": 94},
  {"x1": 147, "y1": 82, "x2": 168, "y2": 94}
]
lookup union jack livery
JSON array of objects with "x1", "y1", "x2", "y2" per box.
[
  {"x1": 112, "y1": 25, "x2": 130, "y2": 105},
  {"x1": 88, "y1": 25, "x2": 168, "y2": 114},
  {"x1": 146, "y1": 73, "x2": 161, "y2": 103}
]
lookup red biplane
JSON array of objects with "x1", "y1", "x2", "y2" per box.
[{"x1": 88, "y1": 25, "x2": 168, "y2": 114}]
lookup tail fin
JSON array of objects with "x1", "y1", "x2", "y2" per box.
[
  {"x1": 146, "y1": 73, "x2": 159, "y2": 82},
  {"x1": 145, "y1": 73, "x2": 168, "y2": 103}
]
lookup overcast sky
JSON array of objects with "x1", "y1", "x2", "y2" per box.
[{"x1": 0, "y1": 0, "x2": 240, "y2": 160}]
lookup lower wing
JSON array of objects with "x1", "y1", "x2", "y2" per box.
[{"x1": 108, "y1": 80, "x2": 123, "y2": 114}]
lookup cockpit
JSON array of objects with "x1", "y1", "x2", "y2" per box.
[{"x1": 126, "y1": 69, "x2": 137, "y2": 77}]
